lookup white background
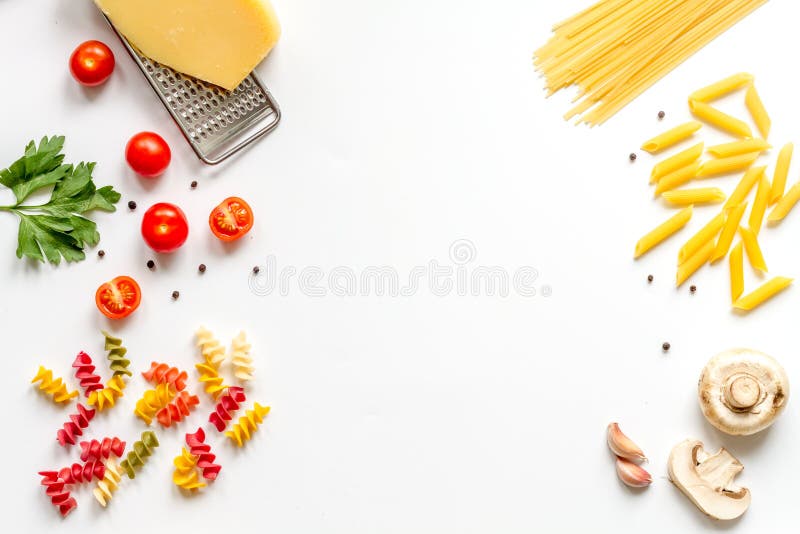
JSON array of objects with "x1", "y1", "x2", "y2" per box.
[{"x1": 0, "y1": 0, "x2": 798, "y2": 532}]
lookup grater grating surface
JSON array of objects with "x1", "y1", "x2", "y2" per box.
[{"x1": 105, "y1": 17, "x2": 281, "y2": 165}]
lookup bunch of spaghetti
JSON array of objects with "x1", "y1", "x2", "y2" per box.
[
  {"x1": 534, "y1": 0, "x2": 768, "y2": 125},
  {"x1": 634, "y1": 73, "x2": 797, "y2": 312}
]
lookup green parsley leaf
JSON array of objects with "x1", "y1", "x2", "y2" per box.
[{"x1": 0, "y1": 136, "x2": 120, "y2": 264}]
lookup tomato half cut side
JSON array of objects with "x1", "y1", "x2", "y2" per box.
[
  {"x1": 209, "y1": 197, "x2": 254, "y2": 242},
  {"x1": 95, "y1": 276, "x2": 141, "y2": 320}
]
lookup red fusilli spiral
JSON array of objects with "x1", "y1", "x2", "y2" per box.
[
  {"x1": 58, "y1": 460, "x2": 105, "y2": 484},
  {"x1": 80, "y1": 437, "x2": 126, "y2": 461},
  {"x1": 142, "y1": 361, "x2": 188, "y2": 391},
  {"x1": 38, "y1": 471, "x2": 77, "y2": 517},
  {"x1": 209, "y1": 386, "x2": 246, "y2": 432},
  {"x1": 185, "y1": 427, "x2": 221, "y2": 480},
  {"x1": 57, "y1": 404, "x2": 95, "y2": 447},
  {"x1": 72, "y1": 351, "x2": 104, "y2": 397},
  {"x1": 156, "y1": 391, "x2": 200, "y2": 427}
]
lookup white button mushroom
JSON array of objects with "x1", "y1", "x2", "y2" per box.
[
  {"x1": 668, "y1": 439, "x2": 750, "y2": 521},
  {"x1": 698, "y1": 348, "x2": 789, "y2": 436}
]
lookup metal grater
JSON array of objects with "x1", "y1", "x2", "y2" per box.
[{"x1": 104, "y1": 17, "x2": 281, "y2": 165}]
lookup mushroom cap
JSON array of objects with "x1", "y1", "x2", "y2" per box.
[{"x1": 698, "y1": 348, "x2": 789, "y2": 436}]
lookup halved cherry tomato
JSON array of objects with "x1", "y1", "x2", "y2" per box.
[
  {"x1": 209, "y1": 197, "x2": 254, "y2": 242},
  {"x1": 95, "y1": 276, "x2": 141, "y2": 320},
  {"x1": 141, "y1": 202, "x2": 189, "y2": 253},
  {"x1": 69, "y1": 40, "x2": 115, "y2": 87}
]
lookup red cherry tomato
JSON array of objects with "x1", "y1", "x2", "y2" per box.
[
  {"x1": 95, "y1": 276, "x2": 141, "y2": 320},
  {"x1": 69, "y1": 40, "x2": 115, "y2": 87},
  {"x1": 141, "y1": 202, "x2": 189, "y2": 253},
  {"x1": 209, "y1": 197, "x2": 254, "y2": 242},
  {"x1": 126, "y1": 132, "x2": 171, "y2": 178}
]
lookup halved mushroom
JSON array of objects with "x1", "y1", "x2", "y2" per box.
[
  {"x1": 698, "y1": 348, "x2": 789, "y2": 435},
  {"x1": 668, "y1": 439, "x2": 750, "y2": 521}
]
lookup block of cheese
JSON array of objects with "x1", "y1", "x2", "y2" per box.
[{"x1": 95, "y1": 0, "x2": 280, "y2": 90}]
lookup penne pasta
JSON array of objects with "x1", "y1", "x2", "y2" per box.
[
  {"x1": 725, "y1": 166, "x2": 765, "y2": 209},
  {"x1": 767, "y1": 182, "x2": 800, "y2": 223},
  {"x1": 650, "y1": 142, "x2": 704, "y2": 184},
  {"x1": 641, "y1": 121, "x2": 703, "y2": 154},
  {"x1": 734, "y1": 276, "x2": 793, "y2": 311},
  {"x1": 689, "y1": 73, "x2": 754, "y2": 103},
  {"x1": 706, "y1": 138, "x2": 770, "y2": 158},
  {"x1": 662, "y1": 187, "x2": 726, "y2": 206},
  {"x1": 654, "y1": 162, "x2": 701, "y2": 195},
  {"x1": 676, "y1": 238, "x2": 714, "y2": 287},
  {"x1": 748, "y1": 173, "x2": 771, "y2": 234},
  {"x1": 711, "y1": 203, "x2": 748, "y2": 263},
  {"x1": 739, "y1": 226, "x2": 768, "y2": 272},
  {"x1": 634, "y1": 206, "x2": 693, "y2": 259},
  {"x1": 689, "y1": 100, "x2": 753, "y2": 138},
  {"x1": 696, "y1": 152, "x2": 760, "y2": 178},
  {"x1": 678, "y1": 212, "x2": 725, "y2": 264},
  {"x1": 745, "y1": 84, "x2": 770, "y2": 139},
  {"x1": 729, "y1": 242, "x2": 744, "y2": 303},
  {"x1": 770, "y1": 143, "x2": 793, "y2": 205}
]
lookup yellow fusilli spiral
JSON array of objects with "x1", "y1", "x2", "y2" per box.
[
  {"x1": 93, "y1": 458, "x2": 122, "y2": 507},
  {"x1": 225, "y1": 402, "x2": 271, "y2": 447},
  {"x1": 31, "y1": 366, "x2": 78, "y2": 404},
  {"x1": 134, "y1": 383, "x2": 174, "y2": 425},
  {"x1": 196, "y1": 362, "x2": 227, "y2": 400},
  {"x1": 172, "y1": 447, "x2": 206, "y2": 490},
  {"x1": 196, "y1": 326, "x2": 226, "y2": 366},
  {"x1": 87, "y1": 375, "x2": 126, "y2": 411},
  {"x1": 230, "y1": 331, "x2": 254, "y2": 381}
]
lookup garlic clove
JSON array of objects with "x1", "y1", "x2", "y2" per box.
[
  {"x1": 607, "y1": 422, "x2": 647, "y2": 462},
  {"x1": 616, "y1": 457, "x2": 653, "y2": 488}
]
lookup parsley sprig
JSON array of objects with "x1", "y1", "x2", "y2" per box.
[{"x1": 0, "y1": 136, "x2": 121, "y2": 264}]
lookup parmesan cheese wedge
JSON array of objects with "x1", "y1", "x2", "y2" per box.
[{"x1": 95, "y1": 0, "x2": 281, "y2": 90}]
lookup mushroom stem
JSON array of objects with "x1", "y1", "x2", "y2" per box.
[{"x1": 723, "y1": 374, "x2": 761, "y2": 411}]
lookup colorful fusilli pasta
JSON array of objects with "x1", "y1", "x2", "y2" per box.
[
  {"x1": 72, "y1": 351, "x2": 104, "y2": 397},
  {"x1": 80, "y1": 438, "x2": 126, "y2": 461},
  {"x1": 31, "y1": 366, "x2": 78, "y2": 404},
  {"x1": 172, "y1": 447, "x2": 206, "y2": 490},
  {"x1": 209, "y1": 386, "x2": 246, "y2": 432},
  {"x1": 134, "y1": 383, "x2": 175, "y2": 425},
  {"x1": 102, "y1": 330, "x2": 132, "y2": 378},
  {"x1": 39, "y1": 471, "x2": 77, "y2": 517},
  {"x1": 230, "y1": 331, "x2": 254, "y2": 381},
  {"x1": 93, "y1": 458, "x2": 123, "y2": 507},
  {"x1": 156, "y1": 391, "x2": 200, "y2": 428},
  {"x1": 141, "y1": 361, "x2": 188, "y2": 391},
  {"x1": 225, "y1": 402, "x2": 271, "y2": 447},
  {"x1": 120, "y1": 431, "x2": 159, "y2": 479},
  {"x1": 196, "y1": 361, "x2": 227, "y2": 400},
  {"x1": 185, "y1": 427, "x2": 221, "y2": 480},
  {"x1": 59, "y1": 460, "x2": 105, "y2": 484},
  {"x1": 57, "y1": 404, "x2": 95, "y2": 447},
  {"x1": 87, "y1": 375, "x2": 126, "y2": 411},
  {"x1": 197, "y1": 326, "x2": 226, "y2": 366}
]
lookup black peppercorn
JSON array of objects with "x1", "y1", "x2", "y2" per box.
[
  {"x1": 647, "y1": 274, "x2": 653, "y2": 283},
  {"x1": 97, "y1": 250, "x2": 105, "y2": 258},
  {"x1": 191, "y1": 181, "x2": 198, "y2": 189},
  {"x1": 658, "y1": 110, "x2": 665, "y2": 120},
  {"x1": 147, "y1": 260, "x2": 155, "y2": 269},
  {"x1": 128, "y1": 200, "x2": 137, "y2": 210},
  {"x1": 198, "y1": 263, "x2": 206, "y2": 273},
  {"x1": 172, "y1": 290, "x2": 180, "y2": 300},
  {"x1": 690, "y1": 285, "x2": 697, "y2": 293},
  {"x1": 252, "y1": 266, "x2": 260, "y2": 274},
  {"x1": 629, "y1": 153, "x2": 637, "y2": 162},
  {"x1": 662, "y1": 342, "x2": 671, "y2": 351}
]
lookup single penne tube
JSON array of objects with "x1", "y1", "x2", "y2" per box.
[
  {"x1": 745, "y1": 84, "x2": 771, "y2": 139},
  {"x1": 767, "y1": 182, "x2": 800, "y2": 223},
  {"x1": 650, "y1": 142, "x2": 704, "y2": 184},
  {"x1": 654, "y1": 162, "x2": 701, "y2": 195},
  {"x1": 662, "y1": 187, "x2": 726, "y2": 206},
  {"x1": 689, "y1": 73, "x2": 754, "y2": 103},
  {"x1": 711, "y1": 203, "x2": 748, "y2": 263},
  {"x1": 706, "y1": 138, "x2": 770, "y2": 158},
  {"x1": 770, "y1": 143, "x2": 793, "y2": 205},
  {"x1": 689, "y1": 100, "x2": 753, "y2": 138},
  {"x1": 634, "y1": 206, "x2": 693, "y2": 259},
  {"x1": 748, "y1": 173, "x2": 771, "y2": 234},
  {"x1": 678, "y1": 212, "x2": 725, "y2": 264},
  {"x1": 696, "y1": 152, "x2": 760, "y2": 178},
  {"x1": 734, "y1": 276, "x2": 793, "y2": 311},
  {"x1": 725, "y1": 166, "x2": 765, "y2": 209},
  {"x1": 738, "y1": 226, "x2": 768, "y2": 272},
  {"x1": 641, "y1": 121, "x2": 703, "y2": 154},
  {"x1": 729, "y1": 242, "x2": 744, "y2": 303},
  {"x1": 676, "y1": 238, "x2": 714, "y2": 287}
]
